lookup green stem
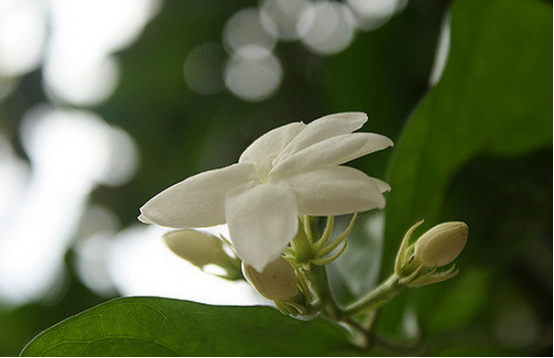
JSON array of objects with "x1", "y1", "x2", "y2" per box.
[
  {"x1": 344, "y1": 274, "x2": 405, "y2": 316},
  {"x1": 304, "y1": 264, "x2": 341, "y2": 316}
]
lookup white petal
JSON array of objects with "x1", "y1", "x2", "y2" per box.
[
  {"x1": 283, "y1": 166, "x2": 387, "y2": 216},
  {"x1": 139, "y1": 163, "x2": 257, "y2": 228},
  {"x1": 275, "y1": 112, "x2": 368, "y2": 162},
  {"x1": 271, "y1": 132, "x2": 393, "y2": 178},
  {"x1": 238, "y1": 122, "x2": 305, "y2": 165},
  {"x1": 371, "y1": 177, "x2": 392, "y2": 193},
  {"x1": 225, "y1": 183, "x2": 298, "y2": 272}
]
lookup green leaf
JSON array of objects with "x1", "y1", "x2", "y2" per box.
[
  {"x1": 384, "y1": 0, "x2": 552, "y2": 268},
  {"x1": 376, "y1": 0, "x2": 552, "y2": 337},
  {"x1": 383, "y1": 0, "x2": 552, "y2": 273},
  {"x1": 21, "y1": 297, "x2": 351, "y2": 357}
]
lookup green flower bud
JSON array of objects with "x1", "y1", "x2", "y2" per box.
[
  {"x1": 413, "y1": 221, "x2": 468, "y2": 267},
  {"x1": 395, "y1": 221, "x2": 468, "y2": 287},
  {"x1": 164, "y1": 229, "x2": 241, "y2": 280},
  {"x1": 242, "y1": 257, "x2": 299, "y2": 301}
]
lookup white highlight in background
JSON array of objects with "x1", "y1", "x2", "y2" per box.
[
  {"x1": 223, "y1": 8, "x2": 276, "y2": 60},
  {"x1": 0, "y1": 0, "x2": 47, "y2": 77},
  {"x1": 107, "y1": 225, "x2": 263, "y2": 306},
  {"x1": 0, "y1": 106, "x2": 137, "y2": 305},
  {"x1": 224, "y1": 53, "x2": 283, "y2": 102},
  {"x1": 298, "y1": 1, "x2": 356, "y2": 56},
  {"x1": 183, "y1": 43, "x2": 225, "y2": 95},
  {"x1": 260, "y1": 0, "x2": 313, "y2": 41},
  {"x1": 43, "y1": 0, "x2": 162, "y2": 105}
]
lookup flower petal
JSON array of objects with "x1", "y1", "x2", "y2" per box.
[
  {"x1": 275, "y1": 112, "x2": 368, "y2": 162},
  {"x1": 283, "y1": 166, "x2": 387, "y2": 216},
  {"x1": 270, "y1": 132, "x2": 393, "y2": 178},
  {"x1": 225, "y1": 183, "x2": 298, "y2": 272},
  {"x1": 239, "y1": 122, "x2": 305, "y2": 165},
  {"x1": 139, "y1": 163, "x2": 257, "y2": 228},
  {"x1": 371, "y1": 177, "x2": 392, "y2": 193}
]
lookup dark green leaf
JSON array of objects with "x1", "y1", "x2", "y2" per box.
[
  {"x1": 383, "y1": 0, "x2": 552, "y2": 271},
  {"x1": 376, "y1": 0, "x2": 552, "y2": 337},
  {"x1": 21, "y1": 297, "x2": 351, "y2": 357}
]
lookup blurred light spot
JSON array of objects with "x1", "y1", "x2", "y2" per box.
[
  {"x1": 102, "y1": 127, "x2": 138, "y2": 187},
  {"x1": 43, "y1": 54, "x2": 120, "y2": 106},
  {"x1": 107, "y1": 225, "x2": 264, "y2": 306},
  {"x1": 429, "y1": 14, "x2": 451, "y2": 86},
  {"x1": 183, "y1": 43, "x2": 225, "y2": 95},
  {"x1": 494, "y1": 303, "x2": 539, "y2": 348},
  {"x1": 0, "y1": 105, "x2": 137, "y2": 305},
  {"x1": 260, "y1": 0, "x2": 313, "y2": 41},
  {"x1": 223, "y1": 8, "x2": 276, "y2": 59},
  {"x1": 224, "y1": 53, "x2": 282, "y2": 101},
  {"x1": 74, "y1": 206, "x2": 121, "y2": 296},
  {"x1": 43, "y1": 0, "x2": 163, "y2": 105},
  {"x1": 0, "y1": 132, "x2": 30, "y2": 233},
  {"x1": 0, "y1": 0, "x2": 47, "y2": 77},
  {"x1": 298, "y1": 1, "x2": 356, "y2": 55},
  {"x1": 21, "y1": 106, "x2": 131, "y2": 185},
  {"x1": 401, "y1": 304, "x2": 420, "y2": 339},
  {"x1": 346, "y1": 0, "x2": 399, "y2": 30},
  {"x1": 47, "y1": 0, "x2": 162, "y2": 55}
]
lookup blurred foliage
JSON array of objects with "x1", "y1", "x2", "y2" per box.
[{"x1": 0, "y1": 0, "x2": 551, "y2": 356}]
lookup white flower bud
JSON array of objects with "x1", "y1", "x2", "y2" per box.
[
  {"x1": 242, "y1": 257, "x2": 299, "y2": 301},
  {"x1": 163, "y1": 229, "x2": 234, "y2": 269},
  {"x1": 413, "y1": 222, "x2": 468, "y2": 267}
]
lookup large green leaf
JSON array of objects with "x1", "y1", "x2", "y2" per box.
[
  {"x1": 372, "y1": 0, "x2": 552, "y2": 338},
  {"x1": 383, "y1": 0, "x2": 552, "y2": 270},
  {"x1": 20, "y1": 297, "x2": 350, "y2": 357}
]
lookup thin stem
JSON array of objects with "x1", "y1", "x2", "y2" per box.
[
  {"x1": 304, "y1": 264, "x2": 341, "y2": 316},
  {"x1": 302, "y1": 263, "x2": 376, "y2": 346},
  {"x1": 344, "y1": 274, "x2": 405, "y2": 316}
]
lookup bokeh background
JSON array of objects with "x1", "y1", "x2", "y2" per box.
[{"x1": 0, "y1": 0, "x2": 551, "y2": 356}]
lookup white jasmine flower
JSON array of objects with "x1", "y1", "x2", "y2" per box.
[{"x1": 139, "y1": 112, "x2": 393, "y2": 271}]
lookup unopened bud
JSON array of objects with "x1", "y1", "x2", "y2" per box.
[
  {"x1": 414, "y1": 222, "x2": 468, "y2": 267},
  {"x1": 164, "y1": 229, "x2": 241, "y2": 279},
  {"x1": 242, "y1": 257, "x2": 299, "y2": 301},
  {"x1": 395, "y1": 221, "x2": 469, "y2": 287}
]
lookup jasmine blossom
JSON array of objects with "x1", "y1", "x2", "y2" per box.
[{"x1": 139, "y1": 112, "x2": 393, "y2": 271}]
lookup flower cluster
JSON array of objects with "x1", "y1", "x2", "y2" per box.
[{"x1": 139, "y1": 112, "x2": 393, "y2": 271}]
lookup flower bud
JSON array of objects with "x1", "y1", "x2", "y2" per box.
[
  {"x1": 164, "y1": 229, "x2": 241, "y2": 279},
  {"x1": 413, "y1": 222, "x2": 468, "y2": 267},
  {"x1": 242, "y1": 257, "x2": 299, "y2": 301},
  {"x1": 395, "y1": 221, "x2": 468, "y2": 287}
]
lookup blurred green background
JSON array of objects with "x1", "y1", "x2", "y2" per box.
[{"x1": 0, "y1": 0, "x2": 551, "y2": 356}]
